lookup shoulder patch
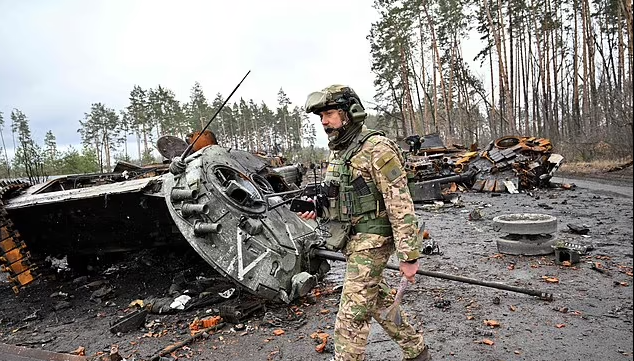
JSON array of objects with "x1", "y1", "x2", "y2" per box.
[
  {"x1": 373, "y1": 152, "x2": 403, "y2": 182},
  {"x1": 381, "y1": 159, "x2": 403, "y2": 182},
  {"x1": 373, "y1": 152, "x2": 395, "y2": 170},
  {"x1": 372, "y1": 143, "x2": 405, "y2": 182}
]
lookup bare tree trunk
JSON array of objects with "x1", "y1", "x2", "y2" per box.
[
  {"x1": 617, "y1": 3, "x2": 625, "y2": 91},
  {"x1": 143, "y1": 128, "x2": 149, "y2": 161},
  {"x1": 488, "y1": 50, "x2": 497, "y2": 137},
  {"x1": 384, "y1": 78, "x2": 405, "y2": 138},
  {"x1": 550, "y1": 0, "x2": 561, "y2": 141},
  {"x1": 581, "y1": 0, "x2": 591, "y2": 134},
  {"x1": 104, "y1": 131, "x2": 112, "y2": 171},
  {"x1": 417, "y1": 12, "x2": 430, "y2": 134},
  {"x1": 447, "y1": 35, "x2": 458, "y2": 136},
  {"x1": 95, "y1": 141, "x2": 102, "y2": 173},
  {"x1": 136, "y1": 130, "x2": 141, "y2": 162},
  {"x1": 521, "y1": 30, "x2": 531, "y2": 135},
  {"x1": 408, "y1": 54, "x2": 425, "y2": 135},
  {"x1": 583, "y1": 0, "x2": 598, "y2": 135},
  {"x1": 622, "y1": 0, "x2": 633, "y2": 84},
  {"x1": 399, "y1": 46, "x2": 415, "y2": 136},
  {"x1": 422, "y1": 0, "x2": 451, "y2": 136},
  {"x1": 572, "y1": 0, "x2": 582, "y2": 137},
  {"x1": 484, "y1": 0, "x2": 513, "y2": 135},
  {"x1": 508, "y1": 7, "x2": 516, "y2": 132},
  {"x1": 456, "y1": 45, "x2": 476, "y2": 144}
]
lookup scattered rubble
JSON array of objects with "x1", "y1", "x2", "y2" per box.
[{"x1": 404, "y1": 134, "x2": 566, "y2": 202}]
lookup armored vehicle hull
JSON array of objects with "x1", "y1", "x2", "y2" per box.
[{"x1": 1, "y1": 145, "x2": 327, "y2": 303}]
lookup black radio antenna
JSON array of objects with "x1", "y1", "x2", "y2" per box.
[
  {"x1": 180, "y1": 70, "x2": 251, "y2": 159},
  {"x1": 169, "y1": 70, "x2": 251, "y2": 175}
]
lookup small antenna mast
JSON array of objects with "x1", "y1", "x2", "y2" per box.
[
  {"x1": 169, "y1": 70, "x2": 251, "y2": 175},
  {"x1": 180, "y1": 70, "x2": 251, "y2": 159}
]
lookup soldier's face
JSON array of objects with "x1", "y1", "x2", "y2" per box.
[{"x1": 320, "y1": 109, "x2": 343, "y2": 135}]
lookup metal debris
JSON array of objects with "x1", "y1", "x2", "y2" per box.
[
  {"x1": 552, "y1": 241, "x2": 589, "y2": 265},
  {"x1": 109, "y1": 309, "x2": 148, "y2": 334},
  {"x1": 404, "y1": 134, "x2": 565, "y2": 200},
  {"x1": 219, "y1": 299, "x2": 264, "y2": 324}
]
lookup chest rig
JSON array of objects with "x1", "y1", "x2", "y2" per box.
[{"x1": 321, "y1": 129, "x2": 393, "y2": 250}]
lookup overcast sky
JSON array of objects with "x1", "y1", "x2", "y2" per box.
[{"x1": 0, "y1": 0, "x2": 383, "y2": 153}]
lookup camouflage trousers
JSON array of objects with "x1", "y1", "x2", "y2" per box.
[{"x1": 333, "y1": 243, "x2": 426, "y2": 361}]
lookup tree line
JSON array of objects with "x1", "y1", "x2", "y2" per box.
[
  {"x1": 0, "y1": 83, "x2": 323, "y2": 182},
  {"x1": 368, "y1": 0, "x2": 633, "y2": 160}
]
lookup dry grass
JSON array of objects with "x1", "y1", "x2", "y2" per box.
[{"x1": 560, "y1": 157, "x2": 633, "y2": 175}]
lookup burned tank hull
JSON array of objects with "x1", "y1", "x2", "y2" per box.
[{"x1": 1, "y1": 146, "x2": 326, "y2": 302}]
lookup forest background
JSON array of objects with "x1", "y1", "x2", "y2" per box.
[{"x1": 1, "y1": 0, "x2": 632, "y2": 183}]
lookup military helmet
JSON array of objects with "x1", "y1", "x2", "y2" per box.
[{"x1": 304, "y1": 84, "x2": 367, "y2": 123}]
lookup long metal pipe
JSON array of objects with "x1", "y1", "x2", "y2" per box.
[{"x1": 311, "y1": 248, "x2": 553, "y2": 301}]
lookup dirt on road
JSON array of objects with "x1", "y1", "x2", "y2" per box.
[{"x1": 1, "y1": 175, "x2": 632, "y2": 361}]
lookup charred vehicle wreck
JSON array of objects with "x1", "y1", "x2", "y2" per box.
[
  {"x1": 403, "y1": 134, "x2": 565, "y2": 202},
  {"x1": 0, "y1": 140, "x2": 329, "y2": 303},
  {"x1": 1, "y1": 136, "x2": 556, "y2": 305},
  {"x1": 1, "y1": 71, "x2": 327, "y2": 302}
]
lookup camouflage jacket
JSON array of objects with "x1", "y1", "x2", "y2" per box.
[{"x1": 329, "y1": 127, "x2": 422, "y2": 262}]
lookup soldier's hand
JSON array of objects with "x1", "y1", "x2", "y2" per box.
[
  {"x1": 296, "y1": 197, "x2": 317, "y2": 220},
  {"x1": 399, "y1": 260, "x2": 419, "y2": 284},
  {"x1": 298, "y1": 210, "x2": 316, "y2": 220}
]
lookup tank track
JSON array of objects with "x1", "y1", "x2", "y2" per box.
[{"x1": 0, "y1": 180, "x2": 36, "y2": 294}]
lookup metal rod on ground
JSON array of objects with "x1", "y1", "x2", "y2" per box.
[
  {"x1": 149, "y1": 323, "x2": 225, "y2": 361},
  {"x1": 312, "y1": 249, "x2": 553, "y2": 301},
  {"x1": 180, "y1": 70, "x2": 251, "y2": 159}
]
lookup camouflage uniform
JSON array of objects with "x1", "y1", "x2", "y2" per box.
[
  {"x1": 305, "y1": 84, "x2": 427, "y2": 361},
  {"x1": 328, "y1": 127, "x2": 426, "y2": 361}
]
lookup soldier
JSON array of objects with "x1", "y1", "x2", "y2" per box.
[{"x1": 298, "y1": 84, "x2": 431, "y2": 361}]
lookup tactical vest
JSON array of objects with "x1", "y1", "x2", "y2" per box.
[{"x1": 321, "y1": 129, "x2": 394, "y2": 250}]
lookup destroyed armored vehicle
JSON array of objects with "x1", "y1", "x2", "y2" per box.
[
  {"x1": 1, "y1": 137, "x2": 329, "y2": 303},
  {"x1": 403, "y1": 134, "x2": 564, "y2": 202}
]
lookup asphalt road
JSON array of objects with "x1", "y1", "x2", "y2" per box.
[{"x1": 552, "y1": 176, "x2": 633, "y2": 198}]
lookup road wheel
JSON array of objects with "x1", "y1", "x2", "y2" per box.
[{"x1": 492, "y1": 213, "x2": 557, "y2": 235}]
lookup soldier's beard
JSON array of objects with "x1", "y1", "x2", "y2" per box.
[
  {"x1": 326, "y1": 122, "x2": 363, "y2": 150},
  {"x1": 324, "y1": 127, "x2": 340, "y2": 142}
]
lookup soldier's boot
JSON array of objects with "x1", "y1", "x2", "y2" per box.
[{"x1": 404, "y1": 345, "x2": 431, "y2": 361}]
